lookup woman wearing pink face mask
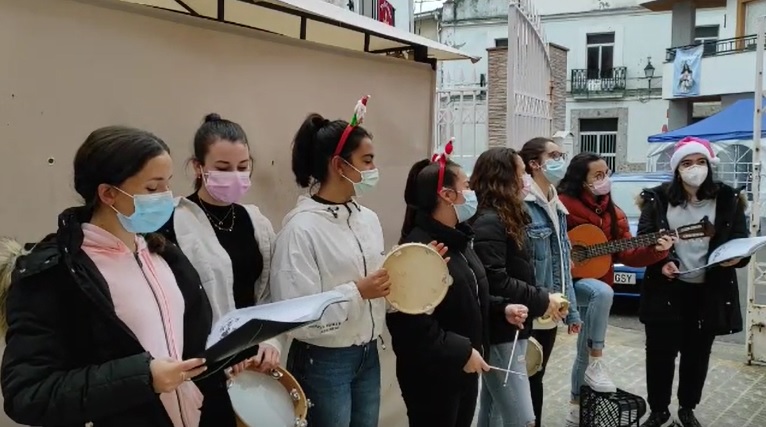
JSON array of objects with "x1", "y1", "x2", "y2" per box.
[
  {"x1": 556, "y1": 153, "x2": 674, "y2": 427},
  {"x1": 160, "y1": 113, "x2": 280, "y2": 424}
]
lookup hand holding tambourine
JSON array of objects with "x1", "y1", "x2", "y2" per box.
[
  {"x1": 382, "y1": 243, "x2": 452, "y2": 315},
  {"x1": 538, "y1": 293, "x2": 569, "y2": 324}
]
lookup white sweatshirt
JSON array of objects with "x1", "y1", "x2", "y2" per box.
[{"x1": 270, "y1": 196, "x2": 387, "y2": 348}]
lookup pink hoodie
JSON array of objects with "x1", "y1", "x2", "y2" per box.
[{"x1": 81, "y1": 224, "x2": 203, "y2": 427}]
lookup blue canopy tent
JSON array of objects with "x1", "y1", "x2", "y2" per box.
[{"x1": 647, "y1": 98, "x2": 766, "y2": 143}]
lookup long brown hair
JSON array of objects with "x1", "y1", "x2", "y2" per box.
[{"x1": 470, "y1": 147, "x2": 530, "y2": 248}]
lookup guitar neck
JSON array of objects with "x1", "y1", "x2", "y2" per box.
[{"x1": 586, "y1": 230, "x2": 670, "y2": 258}]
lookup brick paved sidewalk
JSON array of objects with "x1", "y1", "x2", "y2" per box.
[{"x1": 537, "y1": 326, "x2": 766, "y2": 427}]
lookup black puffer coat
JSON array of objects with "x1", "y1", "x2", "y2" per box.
[
  {"x1": 0, "y1": 207, "x2": 234, "y2": 427},
  {"x1": 471, "y1": 208, "x2": 550, "y2": 342},
  {"x1": 636, "y1": 183, "x2": 749, "y2": 335}
]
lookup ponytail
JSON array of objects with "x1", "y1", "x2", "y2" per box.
[{"x1": 400, "y1": 159, "x2": 431, "y2": 243}]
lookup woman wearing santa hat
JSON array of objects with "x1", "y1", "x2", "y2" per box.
[{"x1": 636, "y1": 137, "x2": 748, "y2": 427}]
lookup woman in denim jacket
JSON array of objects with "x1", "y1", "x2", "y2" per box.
[{"x1": 519, "y1": 137, "x2": 582, "y2": 427}]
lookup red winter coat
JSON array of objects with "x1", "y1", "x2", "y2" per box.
[{"x1": 558, "y1": 192, "x2": 668, "y2": 285}]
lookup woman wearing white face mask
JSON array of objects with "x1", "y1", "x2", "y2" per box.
[
  {"x1": 270, "y1": 97, "x2": 389, "y2": 427},
  {"x1": 159, "y1": 114, "x2": 281, "y2": 425},
  {"x1": 557, "y1": 153, "x2": 674, "y2": 427},
  {"x1": 636, "y1": 137, "x2": 748, "y2": 427}
]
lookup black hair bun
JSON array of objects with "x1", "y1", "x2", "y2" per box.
[{"x1": 204, "y1": 113, "x2": 222, "y2": 123}]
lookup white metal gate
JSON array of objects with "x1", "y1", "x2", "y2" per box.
[
  {"x1": 580, "y1": 132, "x2": 617, "y2": 170},
  {"x1": 506, "y1": 0, "x2": 552, "y2": 149},
  {"x1": 748, "y1": 16, "x2": 766, "y2": 365},
  {"x1": 435, "y1": 69, "x2": 488, "y2": 173}
]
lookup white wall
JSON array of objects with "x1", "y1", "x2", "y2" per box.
[
  {"x1": 438, "y1": 7, "x2": 725, "y2": 84},
  {"x1": 388, "y1": 0, "x2": 412, "y2": 31}
]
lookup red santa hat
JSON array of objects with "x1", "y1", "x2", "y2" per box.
[{"x1": 670, "y1": 136, "x2": 719, "y2": 171}]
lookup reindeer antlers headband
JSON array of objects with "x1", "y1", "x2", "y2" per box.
[
  {"x1": 333, "y1": 95, "x2": 371, "y2": 157},
  {"x1": 432, "y1": 137, "x2": 455, "y2": 192}
]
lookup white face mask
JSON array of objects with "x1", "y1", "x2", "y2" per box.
[{"x1": 679, "y1": 164, "x2": 708, "y2": 187}]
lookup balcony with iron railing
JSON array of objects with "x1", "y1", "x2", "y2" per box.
[
  {"x1": 570, "y1": 67, "x2": 628, "y2": 98},
  {"x1": 661, "y1": 34, "x2": 763, "y2": 99}
]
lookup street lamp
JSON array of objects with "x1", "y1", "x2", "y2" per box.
[
  {"x1": 644, "y1": 57, "x2": 655, "y2": 79},
  {"x1": 640, "y1": 56, "x2": 655, "y2": 103}
]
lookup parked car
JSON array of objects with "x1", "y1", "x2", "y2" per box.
[{"x1": 609, "y1": 172, "x2": 673, "y2": 298}]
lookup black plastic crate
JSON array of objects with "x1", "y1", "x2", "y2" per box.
[{"x1": 579, "y1": 386, "x2": 647, "y2": 427}]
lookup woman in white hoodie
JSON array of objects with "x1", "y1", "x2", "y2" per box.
[
  {"x1": 159, "y1": 114, "x2": 281, "y2": 423},
  {"x1": 270, "y1": 109, "x2": 391, "y2": 427}
]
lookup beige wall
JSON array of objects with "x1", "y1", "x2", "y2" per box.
[
  {"x1": 0, "y1": 0, "x2": 440, "y2": 425},
  {"x1": 0, "y1": 0, "x2": 434, "y2": 248}
]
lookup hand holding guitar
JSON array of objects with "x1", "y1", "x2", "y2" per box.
[
  {"x1": 654, "y1": 235, "x2": 677, "y2": 251},
  {"x1": 661, "y1": 261, "x2": 680, "y2": 278}
]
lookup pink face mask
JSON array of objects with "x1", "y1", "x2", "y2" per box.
[
  {"x1": 202, "y1": 170, "x2": 252, "y2": 204},
  {"x1": 521, "y1": 174, "x2": 533, "y2": 198},
  {"x1": 589, "y1": 176, "x2": 612, "y2": 196}
]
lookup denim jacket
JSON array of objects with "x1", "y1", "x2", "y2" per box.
[{"x1": 523, "y1": 191, "x2": 581, "y2": 325}]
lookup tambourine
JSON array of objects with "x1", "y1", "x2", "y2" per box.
[
  {"x1": 537, "y1": 293, "x2": 569, "y2": 324},
  {"x1": 526, "y1": 337, "x2": 544, "y2": 376},
  {"x1": 382, "y1": 243, "x2": 452, "y2": 314},
  {"x1": 229, "y1": 367, "x2": 310, "y2": 427}
]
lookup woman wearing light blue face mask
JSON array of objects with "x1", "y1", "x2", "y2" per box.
[
  {"x1": 388, "y1": 146, "x2": 527, "y2": 427},
  {"x1": 0, "y1": 126, "x2": 224, "y2": 427},
  {"x1": 518, "y1": 137, "x2": 581, "y2": 427},
  {"x1": 270, "y1": 98, "x2": 389, "y2": 427}
]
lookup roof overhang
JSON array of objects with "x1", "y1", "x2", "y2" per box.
[
  {"x1": 119, "y1": 0, "x2": 479, "y2": 63},
  {"x1": 640, "y1": 0, "x2": 725, "y2": 12}
]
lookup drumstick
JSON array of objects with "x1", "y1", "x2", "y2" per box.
[
  {"x1": 503, "y1": 330, "x2": 520, "y2": 386},
  {"x1": 489, "y1": 365, "x2": 526, "y2": 376}
]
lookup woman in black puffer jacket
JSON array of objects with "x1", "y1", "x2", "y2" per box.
[{"x1": 470, "y1": 147, "x2": 558, "y2": 427}]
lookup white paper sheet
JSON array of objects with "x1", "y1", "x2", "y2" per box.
[
  {"x1": 678, "y1": 236, "x2": 766, "y2": 275},
  {"x1": 206, "y1": 290, "x2": 348, "y2": 348}
]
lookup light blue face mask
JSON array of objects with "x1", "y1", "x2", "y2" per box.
[
  {"x1": 112, "y1": 188, "x2": 175, "y2": 234},
  {"x1": 453, "y1": 189, "x2": 478, "y2": 223},
  {"x1": 343, "y1": 160, "x2": 380, "y2": 197},
  {"x1": 542, "y1": 158, "x2": 567, "y2": 184}
]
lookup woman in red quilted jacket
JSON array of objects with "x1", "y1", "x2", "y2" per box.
[{"x1": 557, "y1": 152, "x2": 674, "y2": 427}]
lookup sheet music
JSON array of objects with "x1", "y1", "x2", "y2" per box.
[
  {"x1": 678, "y1": 236, "x2": 766, "y2": 275},
  {"x1": 206, "y1": 290, "x2": 348, "y2": 348}
]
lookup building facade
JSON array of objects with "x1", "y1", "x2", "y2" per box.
[{"x1": 415, "y1": 0, "x2": 726, "y2": 170}]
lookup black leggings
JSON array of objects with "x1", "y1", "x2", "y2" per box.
[
  {"x1": 645, "y1": 320, "x2": 715, "y2": 412},
  {"x1": 529, "y1": 328, "x2": 558, "y2": 427},
  {"x1": 400, "y1": 373, "x2": 479, "y2": 427}
]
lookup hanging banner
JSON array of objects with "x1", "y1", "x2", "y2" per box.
[
  {"x1": 378, "y1": 0, "x2": 394, "y2": 26},
  {"x1": 673, "y1": 44, "x2": 703, "y2": 97}
]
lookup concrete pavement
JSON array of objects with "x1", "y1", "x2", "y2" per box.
[{"x1": 536, "y1": 326, "x2": 766, "y2": 427}]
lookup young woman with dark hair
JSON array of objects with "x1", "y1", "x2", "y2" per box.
[
  {"x1": 0, "y1": 126, "x2": 220, "y2": 427},
  {"x1": 518, "y1": 137, "x2": 580, "y2": 427},
  {"x1": 158, "y1": 114, "x2": 280, "y2": 424},
  {"x1": 470, "y1": 147, "x2": 560, "y2": 427},
  {"x1": 389, "y1": 149, "x2": 527, "y2": 427},
  {"x1": 556, "y1": 152, "x2": 674, "y2": 427},
  {"x1": 637, "y1": 137, "x2": 747, "y2": 427},
  {"x1": 269, "y1": 100, "x2": 390, "y2": 427}
]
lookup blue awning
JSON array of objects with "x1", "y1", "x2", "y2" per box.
[{"x1": 648, "y1": 98, "x2": 766, "y2": 143}]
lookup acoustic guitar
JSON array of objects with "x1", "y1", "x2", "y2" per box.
[{"x1": 568, "y1": 218, "x2": 715, "y2": 279}]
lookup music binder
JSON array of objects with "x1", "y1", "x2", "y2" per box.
[{"x1": 201, "y1": 290, "x2": 349, "y2": 367}]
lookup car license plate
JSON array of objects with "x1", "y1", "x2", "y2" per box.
[{"x1": 613, "y1": 272, "x2": 636, "y2": 285}]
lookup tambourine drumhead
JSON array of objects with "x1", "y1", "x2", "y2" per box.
[
  {"x1": 229, "y1": 367, "x2": 308, "y2": 427},
  {"x1": 383, "y1": 243, "x2": 452, "y2": 314},
  {"x1": 526, "y1": 337, "x2": 544, "y2": 376}
]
